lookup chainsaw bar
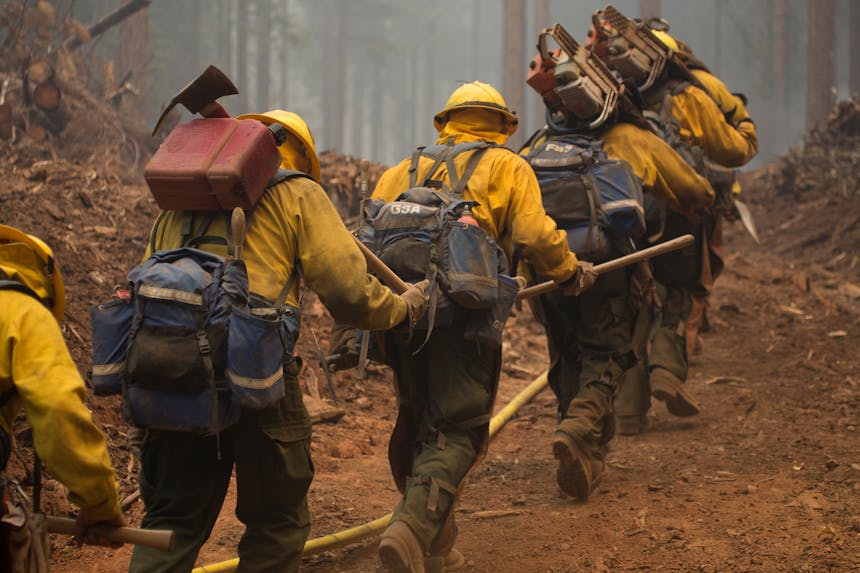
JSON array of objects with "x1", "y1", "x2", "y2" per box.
[{"x1": 602, "y1": 5, "x2": 669, "y2": 91}]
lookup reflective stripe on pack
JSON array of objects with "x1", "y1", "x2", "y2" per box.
[
  {"x1": 138, "y1": 284, "x2": 203, "y2": 306},
  {"x1": 92, "y1": 362, "x2": 125, "y2": 376},
  {"x1": 227, "y1": 368, "x2": 283, "y2": 390},
  {"x1": 602, "y1": 199, "x2": 645, "y2": 213}
]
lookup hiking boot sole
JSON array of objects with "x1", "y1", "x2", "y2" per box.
[
  {"x1": 651, "y1": 383, "x2": 701, "y2": 417},
  {"x1": 552, "y1": 433, "x2": 594, "y2": 500}
]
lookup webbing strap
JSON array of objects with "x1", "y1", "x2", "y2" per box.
[
  {"x1": 450, "y1": 146, "x2": 490, "y2": 198},
  {"x1": 418, "y1": 149, "x2": 451, "y2": 189},
  {"x1": 196, "y1": 308, "x2": 221, "y2": 458},
  {"x1": 0, "y1": 280, "x2": 38, "y2": 301},
  {"x1": 404, "y1": 474, "x2": 459, "y2": 513},
  {"x1": 408, "y1": 147, "x2": 426, "y2": 188},
  {"x1": 273, "y1": 263, "x2": 302, "y2": 308}
]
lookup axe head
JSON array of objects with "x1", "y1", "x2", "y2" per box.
[{"x1": 152, "y1": 65, "x2": 239, "y2": 136}]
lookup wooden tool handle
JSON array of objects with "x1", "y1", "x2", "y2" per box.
[
  {"x1": 46, "y1": 516, "x2": 175, "y2": 552},
  {"x1": 231, "y1": 207, "x2": 246, "y2": 260},
  {"x1": 516, "y1": 234, "x2": 695, "y2": 301},
  {"x1": 352, "y1": 235, "x2": 410, "y2": 294}
]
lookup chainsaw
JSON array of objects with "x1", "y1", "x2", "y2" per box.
[{"x1": 526, "y1": 22, "x2": 621, "y2": 129}]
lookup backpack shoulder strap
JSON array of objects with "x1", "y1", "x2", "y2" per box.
[
  {"x1": 451, "y1": 146, "x2": 491, "y2": 197},
  {"x1": 416, "y1": 141, "x2": 454, "y2": 189},
  {"x1": 0, "y1": 279, "x2": 39, "y2": 300},
  {"x1": 269, "y1": 168, "x2": 313, "y2": 187},
  {"x1": 444, "y1": 141, "x2": 495, "y2": 197},
  {"x1": 408, "y1": 147, "x2": 426, "y2": 188}
]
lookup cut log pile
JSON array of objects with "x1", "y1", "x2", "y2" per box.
[
  {"x1": 318, "y1": 150, "x2": 388, "y2": 222},
  {"x1": 0, "y1": 0, "x2": 154, "y2": 180}
]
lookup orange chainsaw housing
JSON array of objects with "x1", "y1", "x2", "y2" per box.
[{"x1": 144, "y1": 118, "x2": 281, "y2": 211}]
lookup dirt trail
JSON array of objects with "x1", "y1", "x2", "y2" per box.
[
  {"x1": 48, "y1": 218, "x2": 860, "y2": 572},
  {"x1": 2, "y1": 92, "x2": 856, "y2": 572}
]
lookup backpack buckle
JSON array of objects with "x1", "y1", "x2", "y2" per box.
[{"x1": 197, "y1": 332, "x2": 211, "y2": 355}]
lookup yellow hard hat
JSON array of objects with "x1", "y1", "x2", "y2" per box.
[
  {"x1": 433, "y1": 81, "x2": 518, "y2": 135},
  {"x1": 0, "y1": 225, "x2": 65, "y2": 321},
  {"x1": 237, "y1": 110, "x2": 321, "y2": 182},
  {"x1": 651, "y1": 30, "x2": 679, "y2": 52}
]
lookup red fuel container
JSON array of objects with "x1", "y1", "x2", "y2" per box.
[{"x1": 144, "y1": 118, "x2": 281, "y2": 211}]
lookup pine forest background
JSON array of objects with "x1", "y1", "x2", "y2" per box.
[{"x1": 39, "y1": 0, "x2": 860, "y2": 166}]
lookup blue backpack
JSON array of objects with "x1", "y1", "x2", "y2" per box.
[
  {"x1": 525, "y1": 133, "x2": 645, "y2": 261},
  {"x1": 90, "y1": 171, "x2": 305, "y2": 434}
]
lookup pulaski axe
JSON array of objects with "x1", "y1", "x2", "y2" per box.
[
  {"x1": 350, "y1": 233, "x2": 695, "y2": 300},
  {"x1": 151, "y1": 65, "x2": 238, "y2": 136}
]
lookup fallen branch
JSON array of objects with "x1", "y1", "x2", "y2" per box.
[{"x1": 66, "y1": 0, "x2": 152, "y2": 51}]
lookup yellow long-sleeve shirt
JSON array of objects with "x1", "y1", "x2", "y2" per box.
[
  {"x1": 372, "y1": 113, "x2": 578, "y2": 283},
  {"x1": 669, "y1": 84, "x2": 757, "y2": 168},
  {"x1": 691, "y1": 70, "x2": 756, "y2": 136},
  {"x1": 0, "y1": 290, "x2": 121, "y2": 522},
  {"x1": 147, "y1": 176, "x2": 407, "y2": 331},
  {"x1": 601, "y1": 122, "x2": 715, "y2": 212}
]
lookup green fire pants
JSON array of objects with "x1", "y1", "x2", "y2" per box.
[
  {"x1": 384, "y1": 313, "x2": 500, "y2": 554},
  {"x1": 129, "y1": 365, "x2": 314, "y2": 573},
  {"x1": 537, "y1": 267, "x2": 636, "y2": 461}
]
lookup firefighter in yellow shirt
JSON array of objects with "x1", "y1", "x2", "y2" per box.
[
  {"x1": 0, "y1": 225, "x2": 126, "y2": 564},
  {"x1": 520, "y1": 23, "x2": 713, "y2": 493},
  {"x1": 666, "y1": 30, "x2": 759, "y2": 357},
  {"x1": 370, "y1": 82, "x2": 582, "y2": 573},
  {"x1": 587, "y1": 6, "x2": 756, "y2": 426},
  {"x1": 129, "y1": 111, "x2": 429, "y2": 573}
]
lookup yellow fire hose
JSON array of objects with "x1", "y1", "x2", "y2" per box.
[{"x1": 192, "y1": 372, "x2": 549, "y2": 573}]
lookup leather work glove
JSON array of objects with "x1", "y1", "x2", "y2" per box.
[
  {"x1": 559, "y1": 261, "x2": 598, "y2": 296},
  {"x1": 328, "y1": 323, "x2": 359, "y2": 371},
  {"x1": 401, "y1": 279, "x2": 431, "y2": 330}
]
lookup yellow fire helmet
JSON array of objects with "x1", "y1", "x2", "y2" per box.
[
  {"x1": 0, "y1": 225, "x2": 65, "y2": 321},
  {"x1": 237, "y1": 110, "x2": 321, "y2": 182},
  {"x1": 651, "y1": 29, "x2": 680, "y2": 53},
  {"x1": 433, "y1": 81, "x2": 519, "y2": 135}
]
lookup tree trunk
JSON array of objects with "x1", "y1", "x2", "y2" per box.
[
  {"x1": 334, "y1": 0, "x2": 348, "y2": 152},
  {"x1": 471, "y1": 0, "x2": 480, "y2": 80},
  {"x1": 371, "y1": 62, "x2": 382, "y2": 161},
  {"x1": 217, "y1": 0, "x2": 229, "y2": 73},
  {"x1": 502, "y1": 0, "x2": 525, "y2": 150},
  {"x1": 237, "y1": 1, "x2": 249, "y2": 112},
  {"x1": 227, "y1": 0, "x2": 236, "y2": 77},
  {"x1": 531, "y1": 0, "x2": 550, "y2": 135},
  {"x1": 188, "y1": 0, "x2": 200, "y2": 80},
  {"x1": 713, "y1": 0, "x2": 722, "y2": 75},
  {"x1": 280, "y1": 0, "x2": 290, "y2": 108},
  {"x1": 773, "y1": 0, "x2": 788, "y2": 125},
  {"x1": 350, "y1": 63, "x2": 364, "y2": 157},
  {"x1": 256, "y1": 0, "x2": 271, "y2": 112},
  {"x1": 851, "y1": 0, "x2": 860, "y2": 97},
  {"x1": 323, "y1": 0, "x2": 337, "y2": 150},
  {"x1": 805, "y1": 0, "x2": 835, "y2": 128},
  {"x1": 424, "y1": 16, "x2": 437, "y2": 146},
  {"x1": 118, "y1": 0, "x2": 149, "y2": 112},
  {"x1": 639, "y1": 0, "x2": 660, "y2": 19}
]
